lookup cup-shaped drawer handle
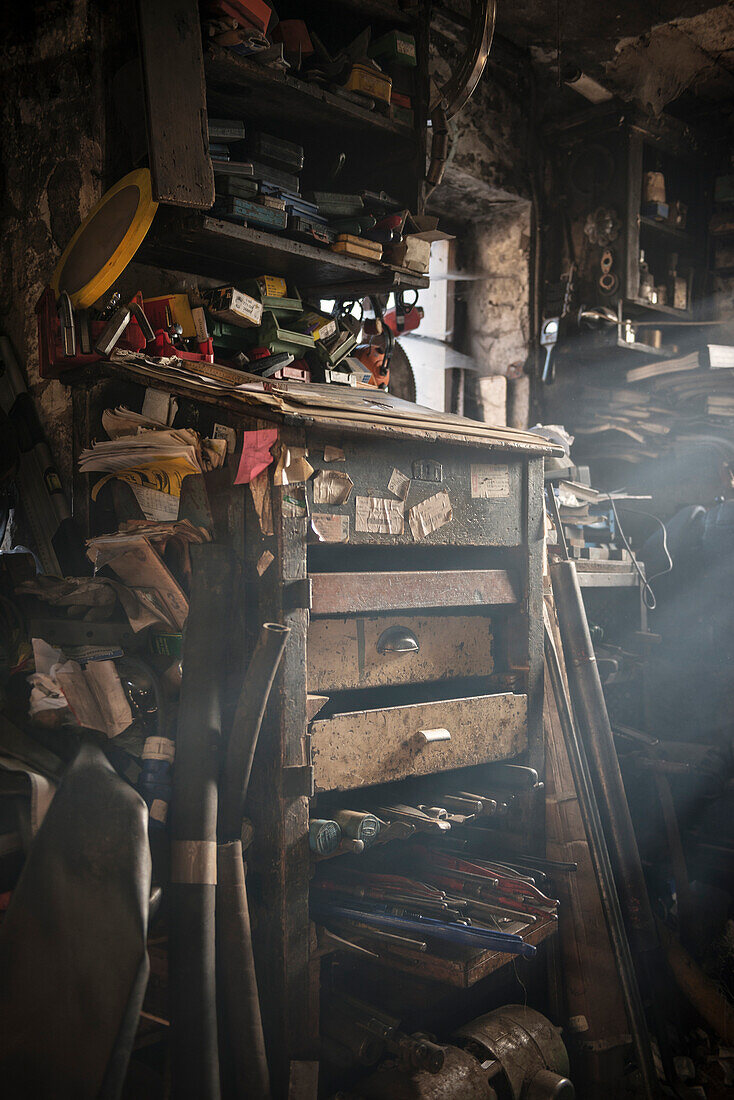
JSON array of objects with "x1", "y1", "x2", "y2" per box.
[
  {"x1": 417, "y1": 728, "x2": 451, "y2": 744},
  {"x1": 376, "y1": 626, "x2": 420, "y2": 654}
]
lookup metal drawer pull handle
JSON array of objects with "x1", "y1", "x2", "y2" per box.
[
  {"x1": 417, "y1": 728, "x2": 451, "y2": 744},
  {"x1": 376, "y1": 626, "x2": 420, "y2": 654}
]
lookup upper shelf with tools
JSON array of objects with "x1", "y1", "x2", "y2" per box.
[
  {"x1": 205, "y1": 49, "x2": 419, "y2": 140},
  {"x1": 138, "y1": 214, "x2": 430, "y2": 296}
]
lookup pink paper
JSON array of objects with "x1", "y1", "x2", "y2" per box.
[{"x1": 234, "y1": 429, "x2": 278, "y2": 485}]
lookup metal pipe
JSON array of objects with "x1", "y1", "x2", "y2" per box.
[
  {"x1": 170, "y1": 545, "x2": 233, "y2": 1100},
  {"x1": 550, "y1": 561, "x2": 659, "y2": 955},
  {"x1": 216, "y1": 623, "x2": 289, "y2": 1100},
  {"x1": 544, "y1": 625, "x2": 659, "y2": 1100}
]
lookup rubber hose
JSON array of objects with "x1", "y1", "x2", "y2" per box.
[
  {"x1": 218, "y1": 623, "x2": 290, "y2": 843},
  {"x1": 170, "y1": 545, "x2": 233, "y2": 1100},
  {"x1": 216, "y1": 623, "x2": 289, "y2": 1099}
]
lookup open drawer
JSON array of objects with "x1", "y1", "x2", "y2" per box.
[{"x1": 310, "y1": 692, "x2": 527, "y2": 792}]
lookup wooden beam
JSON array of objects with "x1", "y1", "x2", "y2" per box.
[
  {"x1": 136, "y1": 0, "x2": 215, "y2": 209},
  {"x1": 310, "y1": 569, "x2": 518, "y2": 615}
]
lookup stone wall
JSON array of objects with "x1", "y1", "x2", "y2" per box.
[
  {"x1": 427, "y1": 46, "x2": 538, "y2": 426},
  {"x1": 0, "y1": 1, "x2": 125, "y2": 486}
]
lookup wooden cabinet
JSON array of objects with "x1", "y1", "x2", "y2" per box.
[{"x1": 238, "y1": 414, "x2": 552, "y2": 1094}]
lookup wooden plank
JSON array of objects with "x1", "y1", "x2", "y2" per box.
[
  {"x1": 205, "y1": 49, "x2": 415, "y2": 139},
  {"x1": 311, "y1": 693, "x2": 527, "y2": 791},
  {"x1": 307, "y1": 613, "x2": 494, "y2": 692},
  {"x1": 310, "y1": 570, "x2": 518, "y2": 616},
  {"x1": 139, "y1": 214, "x2": 429, "y2": 293},
  {"x1": 136, "y1": 0, "x2": 214, "y2": 209}
]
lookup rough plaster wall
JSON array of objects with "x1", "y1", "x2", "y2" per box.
[
  {"x1": 427, "y1": 62, "x2": 534, "y2": 220},
  {"x1": 607, "y1": 4, "x2": 734, "y2": 115},
  {"x1": 463, "y1": 207, "x2": 531, "y2": 376},
  {"x1": 0, "y1": 2, "x2": 107, "y2": 488},
  {"x1": 429, "y1": 61, "x2": 534, "y2": 426}
]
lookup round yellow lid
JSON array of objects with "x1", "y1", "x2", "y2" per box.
[{"x1": 51, "y1": 168, "x2": 158, "y2": 308}]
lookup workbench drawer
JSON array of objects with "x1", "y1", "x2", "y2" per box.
[
  {"x1": 310, "y1": 692, "x2": 527, "y2": 792},
  {"x1": 307, "y1": 613, "x2": 494, "y2": 692}
]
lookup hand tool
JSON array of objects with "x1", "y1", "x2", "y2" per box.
[
  {"x1": 313, "y1": 901, "x2": 539, "y2": 958},
  {"x1": 333, "y1": 809, "x2": 382, "y2": 846},
  {"x1": 330, "y1": 920, "x2": 428, "y2": 954},
  {"x1": 456, "y1": 791, "x2": 499, "y2": 815},
  {"x1": 376, "y1": 804, "x2": 452, "y2": 833},
  {"x1": 479, "y1": 763, "x2": 541, "y2": 789},
  {"x1": 58, "y1": 292, "x2": 76, "y2": 356},
  {"x1": 417, "y1": 803, "x2": 475, "y2": 827}
]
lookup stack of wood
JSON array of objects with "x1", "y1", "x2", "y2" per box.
[{"x1": 564, "y1": 345, "x2": 734, "y2": 466}]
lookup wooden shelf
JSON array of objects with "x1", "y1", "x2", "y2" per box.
[
  {"x1": 638, "y1": 216, "x2": 695, "y2": 244},
  {"x1": 365, "y1": 915, "x2": 558, "y2": 988},
  {"x1": 205, "y1": 48, "x2": 417, "y2": 141},
  {"x1": 139, "y1": 213, "x2": 429, "y2": 296},
  {"x1": 624, "y1": 297, "x2": 694, "y2": 321},
  {"x1": 323, "y1": 0, "x2": 414, "y2": 25},
  {"x1": 616, "y1": 338, "x2": 670, "y2": 357}
]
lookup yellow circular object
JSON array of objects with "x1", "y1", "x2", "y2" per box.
[{"x1": 51, "y1": 168, "x2": 158, "y2": 308}]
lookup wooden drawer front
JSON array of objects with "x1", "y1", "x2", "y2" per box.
[
  {"x1": 310, "y1": 693, "x2": 527, "y2": 792},
  {"x1": 308, "y1": 614, "x2": 494, "y2": 692},
  {"x1": 310, "y1": 570, "x2": 517, "y2": 616}
]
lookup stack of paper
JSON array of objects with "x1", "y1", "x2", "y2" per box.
[
  {"x1": 87, "y1": 521, "x2": 209, "y2": 633},
  {"x1": 79, "y1": 427, "x2": 227, "y2": 520}
]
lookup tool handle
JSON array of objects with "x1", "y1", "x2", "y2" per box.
[{"x1": 542, "y1": 344, "x2": 555, "y2": 384}]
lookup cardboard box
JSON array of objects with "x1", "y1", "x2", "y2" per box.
[{"x1": 205, "y1": 286, "x2": 263, "y2": 328}]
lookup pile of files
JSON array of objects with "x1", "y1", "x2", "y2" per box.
[
  {"x1": 311, "y1": 841, "x2": 559, "y2": 961},
  {"x1": 560, "y1": 343, "x2": 734, "y2": 468},
  {"x1": 309, "y1": 765, "x2": 559, "y2": 961},
  {"x1": 209, "y1": 120, "x2": 317, "y2": 236}
]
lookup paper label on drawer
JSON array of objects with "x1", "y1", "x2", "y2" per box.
[
  {"x1": 274, "y1": 444, "x2": 314, "y2": 486},
  {"x1": 408, "y1": 491, "x2": 452, "y2": 540},
  {"x1": 388, "y1": 468, "x2": 411, "y2": 501},
  {"x1": 313, "y1": 469, "x2": 354, "y2": 505},
  {"x1": 323, "y1": 445, "x2": 345, "y2": 462},
  {"x1": 312, "y1": 513, "x2": 349, "y2": 542},
  {"x1": 470, "y1": 463, "x2": 510, "y2": 498},
  {"x1": 355, "y1": 495, "x2": 404, "y2": 535}
]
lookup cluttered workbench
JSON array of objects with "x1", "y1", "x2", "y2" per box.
[
  {"x1": 63, "y1": 355, "x2": 561, "y2": 1095},
  {"x1": 0, "y1": 2, "x2": 587, "y2": 1097}
]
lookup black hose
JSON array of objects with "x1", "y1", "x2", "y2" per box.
[
  {"x1": 218, "y1": 624, "x2": 290, "y2": 843},
  {"x1": 169, "y1": 544, "x2": 233, "y2": 1100},
  {"x1": 217, "y1": 623, "x2": 289, "y2": 1100}
]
